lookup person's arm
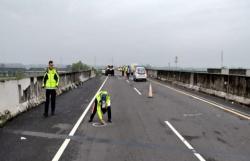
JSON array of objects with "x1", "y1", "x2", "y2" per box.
[
  {"x1": 42, "y1": 72, "x2": 48, "y2": 88},
  {"x1": 107, "y1": 95, "x2": 111, "y2": 107},
  {"x1": 54, "y1": 69, "x2": 60, "y2": 87},
  {"x1": 97, "y1": 106, "x2": 105, "y2": 124},
  {"x1": 91, "y1": 99, "x2": 97, "y2": 113},
  {"x1": 97, "y1": 103, "x2": 103, "y2": 121}
]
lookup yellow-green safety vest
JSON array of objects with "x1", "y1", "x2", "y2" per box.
[
  {"x1": 96, "y1": 90, "x2": 111, "y2": 121},
  {"x1": 42, "y1": 68, "x2": 60, "y2": 89}
]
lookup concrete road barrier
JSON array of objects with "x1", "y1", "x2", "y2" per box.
[
  {"x1": 146, "y1": 68, "x2": 250, "y2": 107},
  {"x1": 0, "y1": 70, "x2": 95, "y2": 126}
]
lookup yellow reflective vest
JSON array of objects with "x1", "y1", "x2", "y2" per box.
[
  {"x1": 42, "y1": 68, "x2": 59, "y2": 89},
  {"x1": 96, "y1": 90, "x2": 111, "y2": 121}
]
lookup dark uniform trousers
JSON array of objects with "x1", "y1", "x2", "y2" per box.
[
  {"x1": 45, "y1": 89, "x2": 56, "y2": 115},
  {"x1": 90, "y1": 99, "x2": 111, "y2": 121}
]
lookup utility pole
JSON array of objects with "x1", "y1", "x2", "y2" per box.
[
  {"x1": 221, "y1": 50, "x2": 224, "y2": 68},
  {"x1": 94, "y1": 56, "x2": 96, "y2": 69},
  {"x1": 60, "y1": 57, "x2": 63, "y2": 67},
  {"x1": 175, "y1": 56, "x2": 178, "y2": 70}
]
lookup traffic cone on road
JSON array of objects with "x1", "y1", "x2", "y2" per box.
[{"x1": 148, "y1": 83, "x2": 153, "y2": 98}]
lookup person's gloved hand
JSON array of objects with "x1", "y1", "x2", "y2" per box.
[{"x1": 100, "y1": 119, "x2": 106, "y2": 125}]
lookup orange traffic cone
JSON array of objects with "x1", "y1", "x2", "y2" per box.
[{"x1": 148, "y1": 83, "x2": 153, "y2": 98}]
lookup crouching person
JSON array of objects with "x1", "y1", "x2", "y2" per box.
[{"x1": 89, "y1": 90, "x2": 112, "y2": 124}]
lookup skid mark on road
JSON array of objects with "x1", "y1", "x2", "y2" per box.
[
  {"x1": 170, "y1": 118, "x2": 182, "y2": 122},
  {"x1": 183, "y1": 135, "x2": 200, "y2": 141},
  {"x1": 183, "y1": 113, "x2": 203, "y2": 117},
  {"x1": 214, "y1": 130, "x2": 222, "y2": 136}
]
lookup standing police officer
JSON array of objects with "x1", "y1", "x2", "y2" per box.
[
  {"x1": 42, "y1": 60, "x2": 60, "y2": 117},
  {"x1": 126, "y1": 65, "x2": 131, "y2": 79},
  {"x1": 89, "y1": 90, "x2": 112, "y2": 124}
]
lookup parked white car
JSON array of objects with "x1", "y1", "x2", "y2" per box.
[{"x1": 133, "y1": 66, "x2": 147, "y2": 81}]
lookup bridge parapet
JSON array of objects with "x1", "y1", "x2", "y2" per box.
[
  {"x1": 146, "y1": 68, "x2": 250, "y2": 107},
  {"x1": 0, "y1": 70, "x2": 94, "y2": 126}
]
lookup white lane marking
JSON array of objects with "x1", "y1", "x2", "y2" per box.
[
  {"x1": 134, "y1": 87, "x2": 142, "y2": 95},
  {"x1": 126, "y1": 80, "x2": 129, "y2": 83},
  {"x1": 194, "y1": 153, "x2": 206, "y2": 161},
  {"x1": 151, "y1": 79, "x2": 250, "y2": 120},
  {"x1": 52, "y1": 77, "x2": 109, "y2": 161},
  {"x1": 165, "y1": 121, "x2": 206, "y2": 161}
]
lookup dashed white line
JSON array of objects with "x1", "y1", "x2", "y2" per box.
[
  {"x1": 52, "y1": 77, "x2": 109, "y2": 161},
  {"x1": 151, "y1": 79, "x2": 250, "y2": 120},
  {"x1": 165, "y1": 121, "x2": 206, "y2": 161},
  {"x1": 134, "y1": 87, "x2": 142, "y2": 95}
]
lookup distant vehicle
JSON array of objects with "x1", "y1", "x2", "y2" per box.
[
  {"x1": 117, "y1": 67, "x2": 123, "y2": 71},
  {"x1": 105, "y1": 65, "x2": 114, "y2": 76},
  {"x1": 133, "y1": 66, "x2": 147, "y2": 81},
  {"x1": 101, "y1": 69, "x2": 106, "y2": 75}
]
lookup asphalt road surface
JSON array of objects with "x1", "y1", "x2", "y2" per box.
[{"x1": 0, "y1": 74, "x2": 250, "y2": 161}]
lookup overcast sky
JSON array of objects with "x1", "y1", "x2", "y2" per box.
[{"x1": 0, "y1": 0, "x2": 249, "y2": 68}]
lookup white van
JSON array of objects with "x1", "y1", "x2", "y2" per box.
[{"x1": 133, "y1": 66, "x2": 147, "y2": 81}]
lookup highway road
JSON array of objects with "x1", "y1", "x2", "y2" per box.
[{"x1": 0, "y1": 74, "x2": 250, "y2": 161}]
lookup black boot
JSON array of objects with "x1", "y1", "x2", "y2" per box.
[{"x1": 43, "y1": 113, "x2": 48, "y2": 118}]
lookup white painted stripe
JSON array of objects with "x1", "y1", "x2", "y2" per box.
[
  {"x1": 151, "y1": 79, "x2": 250, "y2": 120},
  {"x1": 52, "y1": 77, "x2": 109, "y2": 161},
  {"x1": 165, "y1": 121, "x2": 206, "y2": 161},
  {"x1": 126, "y1": 80, "x2": 129, "y2": 83},
  {"x1": 194, "y1": 153, "x2": 206, "y2": 161},
  {"x1": 165, "y1": 121, "x2": 194, "y2": 150},
  {"x1": 52, "y1": 139, "x2": 70, "y2": 160},
  {"x1": 134, "y1": 87, "x2": 142, "y2": 95}
]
